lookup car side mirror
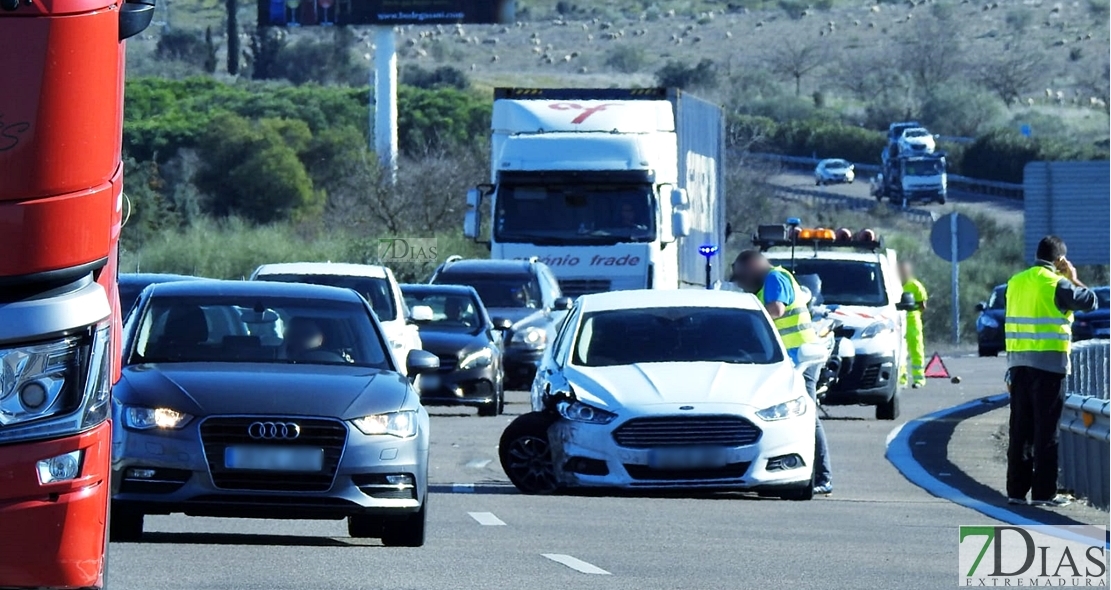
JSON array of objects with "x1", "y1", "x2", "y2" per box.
[
  {"x1": 975, "y1": 302, "x2": 985, "y2": 313},
  {"x1": 405, "y1": 349, "x2": 440, "y2": 376},
  {"x1": 896, "y1": 292, "x2": 917, "y2": 311},
  {"x1": 409, "y1": 305, "x2": 434, "y2": 322},
  {"x1": 491, "y1": 317, "x2": 513, "y2": 330},
  {"x1": 670, "y1": 187, "x2": 689, "y2": 208},
  {"x1": 463, "y1": 209, "x2": 479, "y2": 240},
  {"x1": 553, "y1": 297, "x2": 573, "y2": 311}
]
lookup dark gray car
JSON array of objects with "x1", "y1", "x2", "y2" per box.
[{"x1": 110, "y1": 280, "x2": 439, "y2": 546}]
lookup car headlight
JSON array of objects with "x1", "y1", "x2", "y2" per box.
[
  {"x1": 859, "y1": 319, "x2": 896, "y2": 339},
  {"x1": 557, "y1": 399, "x2": 617, "y2": 424},
  {"x1": 510, "y1": 326, "x2": 547, "y2": 350},
  {"x1": 0, "y1": 336, "x2": 85, "y2": 429},
  {"x1": 755, "y1": 396, "x2": 809, "y2": 421},
  {"x1": 458, "y1": 348, "x2": 493, "y2": 370},
  {"x1": 352, "y1": 410, "x2": 418, "y2": 438},
  {"x1": 978, "y1": 314, "x2": 999, "y2": 329},
  {"x1": 123, "y1": 406, "x2": 194, "y2": 430}
]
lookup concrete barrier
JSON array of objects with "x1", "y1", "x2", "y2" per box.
[{"x1": 1059, "y1": 339, "x2": 1110, "y2": 511}]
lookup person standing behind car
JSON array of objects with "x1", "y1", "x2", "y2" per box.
[
  {"x1": 1003, "y1": 236, "x2": 1097, "y2": 508},
  {"x1": 732, "y1": 250, "x2": 833, "y2": 496},
  {"x1": 898, "y1": 261, "x2": 928, "y2": 389}
]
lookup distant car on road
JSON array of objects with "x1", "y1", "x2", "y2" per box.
[
  {"x1": 498, "y1": 289, "x2": 817, "y2": 500},
  {"x1": 400, "y1": 283, "x2": 512, "y2": 416},
  {"x1": 897, "y1": 127, "x2": 936, "y2": 154},
  {"x1": 887, "y1": 121, "x2": 922, "y2": 144},
  {"x1": 1073, "y1": 286, "x2": 1109, "y2": 341},
  {"x1": 118, "y1": 273, "x2": 201, "y2": 317},
  {"x1": 975, "y1": 284, "x2": 1007, "y2": 357},
  {"x1": 250, "y1": 262, "x2": 423, "y2": 373},
  {"x1": 110, "y1": 280, "x2": 438, "y2": 546},
  {"x1": 429, "y1": 257, "x2": 572, "y2": 389},
  {"x1": 814, "y1": 158, "x2": 856, "y2": 185}
]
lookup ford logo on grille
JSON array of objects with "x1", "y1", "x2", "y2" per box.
[{"x1": 248, "y1": 421, "x2": 301, "y2": 440}]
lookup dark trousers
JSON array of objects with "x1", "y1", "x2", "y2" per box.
[
  {"x1": 1006, "y1": 366, "x2": 1065, "y2": 501},
  {"x1": 802, "y1": 364, "x2": 832, "y2": 487}
]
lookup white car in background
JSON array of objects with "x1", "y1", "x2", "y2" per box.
[
  {"x1": 897, "y1": 127, "x2": 936, "y2": 154},
  {"x1": 250, "y1": 262, "x2": 428, "y2": 373},
  {"x1": 498, "y1": 289, "x2": 817, "y2": 500},
  {"x1": 814, "y1": 158, "x2": 856, "y2": 185}
]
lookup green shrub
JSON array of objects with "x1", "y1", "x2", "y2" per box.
[
  {"x1": 656, "y1": 59, "x2": 719, "y2": 91},
  {"x1": 605, "y1": 45, "x2": 647, "y2": 74},
  {"x1": 156, "y1": 29, "x2": 209, "y2": 66},
  {"x1": 960, "y1": 128, "x2": 1109, "y2": 182},
  {"x1": 920, "y1": 87, "x2": 1005, "y2": 138},
  {"x1": 401, "y1": 65, "x2": 470, "y2": 90}
]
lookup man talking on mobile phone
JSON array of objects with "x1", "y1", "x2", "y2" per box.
[{"x1": 1003, "y1": 235, "x2": 1097, "y2": 508}]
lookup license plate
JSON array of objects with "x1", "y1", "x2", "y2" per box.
[
  {"x1": 224, "y1": 446, "x2": 324, "y2": 472},
  {"x1": 647, "y1": 447, "x2": 729, "y2": 470}
]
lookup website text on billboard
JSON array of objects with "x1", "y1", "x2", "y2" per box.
[{"x1": 258, "y1": 0, "x2": 514, "y2": 26}]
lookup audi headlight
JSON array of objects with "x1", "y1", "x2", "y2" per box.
[
  {"x1": 510, "y1": 326, "x2": 547, "y2": 350},
  {"x1": 123, "y1": 406, "x2": 193, "y2": 430},
  {"x1": 557, "y1": 399, "x2": 617, "y2": 424},
  {"x1": 859, "y1": 319, "x2": 896, "y2": 339},
  {"x1": 978, "y1": 314, "x2": 999, "y2": 329},
  {"x1": 755, "y1": 396, "x2": 809, "y2": 421},
  {"x1": 352, "y1": 410, "x2": 418, "y2": 437},
  {"x1": 0, "y1": 336, "x2": 85, "y2": 429},
  {"x1": 458, "y1": 348, "x2": 493, "y2": 370}
]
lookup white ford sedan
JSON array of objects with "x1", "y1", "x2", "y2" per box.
[{"x1": 498, "y1": 289, "x2": 817, "y2": 500}]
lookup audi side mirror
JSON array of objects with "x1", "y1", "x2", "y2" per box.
[
  {"x1": 975, "y1": 302, "x2": 986, "y2": 313},
  {"x1": 405, "y1": 349, "x2": 440, "y2": 376}
]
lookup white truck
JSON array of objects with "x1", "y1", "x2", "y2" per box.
[
  {"x1": 462, "y1": 87, "x2": 729, "y2": 297},
  {"x1": 754, "y1": 222, "x2": 917, "y2": 420}
]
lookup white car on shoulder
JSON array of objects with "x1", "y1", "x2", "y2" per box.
[
  {"x1": 897, "y1": 127, "x2": 936, "y2": 154},
  {"x1": 249, "y1": 262, "x2": 427, "y2": 373},
  {"x1": 498, "y1": 289, "x2": 817, "y2": 500}
]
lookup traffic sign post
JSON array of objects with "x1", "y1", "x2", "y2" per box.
[{"x1": 929, "y1": 212, "x2": 979, "y2": 345}]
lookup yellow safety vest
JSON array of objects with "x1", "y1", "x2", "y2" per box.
[
  {"x1": 1005, "y1": 266, "x2": 1072, "y2": 353},
  {"x1": 757, "y1": 267, "x2": 820, "y2": 351}
]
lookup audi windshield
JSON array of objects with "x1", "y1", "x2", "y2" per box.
[{"x1": 128, "y1": 295, "x2": 391, "y2": 369}]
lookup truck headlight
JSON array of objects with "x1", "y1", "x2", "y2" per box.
[
  {"x1": 510, "y1": 327, "x2": 547, "y2": 350},
  {"x1": 0, "y1": 337, "x2": 84, "y2": 428},
  {"x1": 458, "y1": 348, "x2": 493, "y2": 370},
  {"x1": 557, "y1": 399, "x2": 617, "y2": 424},
  {"x1": 352, "y1": 410, "x2": 418, "y2": 438},
  {"x1": 123, "y1": 406, "x2": 193, "y2": 430},
  {"x1": 859, "y1": 319, "x2": 896, "y2": 339},
  {"x1": 755, "y1": 396, "x2": 809, "y2": 421}
]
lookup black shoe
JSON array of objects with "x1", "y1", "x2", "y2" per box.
[{"x1": 1007, "y1": 497, "x2": 1027, "y2": 505}]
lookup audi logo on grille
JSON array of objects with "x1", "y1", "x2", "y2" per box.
[{"x1": 247, "y1": 421, "x2": 301, "y2": 440}]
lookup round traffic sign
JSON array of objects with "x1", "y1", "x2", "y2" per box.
[{"x1": 930, "y1": 212, "x2": 979, "y2": 262}]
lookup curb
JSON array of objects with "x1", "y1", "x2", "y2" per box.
[{"x1": 885, "y1": 393, "x2": 1109, "y2": 548}]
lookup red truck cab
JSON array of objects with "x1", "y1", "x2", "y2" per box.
[{"x1": 0, "y1": 0, "x2": 153, "y2": 585}]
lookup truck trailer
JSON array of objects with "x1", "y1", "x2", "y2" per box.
[{"x1": 463, "y1": 87, "x2": 729, "y2": 297}]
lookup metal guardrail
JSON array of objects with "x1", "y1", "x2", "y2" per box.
[
  {"x1": 1059, "y1": 339, "x2": 1110, "y2": 511},
  {"x1": 759, "y1": 183, "x2": 935, "y2": 224},
  {"x1": 745, "y1": 152, "x2": 1025, "y2": 201}
]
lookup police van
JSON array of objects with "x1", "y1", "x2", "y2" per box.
[{"x1": 753, "y1": 221, "x2": 918, "y2": 420}]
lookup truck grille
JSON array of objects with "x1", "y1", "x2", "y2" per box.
[
  {"x1": 559, "y1": 279, "x2": 611, "y2": 298},
  {"x1": 612, "y1": 416, "x2": 762, "y2": 448},
  {"x1": 200, "y1": 417, "x2": 347, "y2": 492}
]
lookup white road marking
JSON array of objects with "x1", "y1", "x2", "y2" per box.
[
  {"x1": 885, "y1": 422, "x2": 907, "y2": 448},
  {"x1": 465, "y1": 459, "x2": 492, "y2": 469},
  {"x1": 452, "y1": 483, "x2": 475, "y2": 493},
  {"x1": 468, "y1": 512, "x2": 506, "y2": 526},
  {"x1": 542, "y1": 554, "x2": 612, "y2": 575}
]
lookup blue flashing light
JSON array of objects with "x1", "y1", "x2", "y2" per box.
[
  {"x1": 698, "y1": 245, "x2": 718, "y2": 258},
  {"x1": 786, "y1": 218, "x2": 802, "y2": 226}
]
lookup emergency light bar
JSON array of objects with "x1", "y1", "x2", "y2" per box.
[{"x1": 752, "y1": 223, "x2": 883, "y2": 252}]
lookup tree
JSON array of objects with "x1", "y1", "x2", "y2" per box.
[
  {"x1": 764, "y1": 38, "x2": 827, "y2": 97},
  {"x1": 974, "y1": 42, "x2": 1046, "y2": 106},
  {"x1": 920, "y1": 86, "x2": 1005, "y2": 137},
  {"x1": 226, "y1": 0, "x2": 239, "y2": 75},
  {"x1": 898, "y1": 15, "x2": 966, "y2": 98},
  {"x1": 204, "y1": 27, "x2": 218, "y2": 74},
  {"x1": 655, "y1": 59, "x2": 719, "y2": 91}
]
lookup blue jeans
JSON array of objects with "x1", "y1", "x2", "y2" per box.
[{"x1": 798, "y1": 358, "x2": 832, "y2": 487}]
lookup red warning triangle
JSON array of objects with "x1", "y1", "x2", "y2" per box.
[{"x1": 924, "y1": 353, "x2": 950, "y2": 378}]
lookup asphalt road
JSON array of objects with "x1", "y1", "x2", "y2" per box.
[
  {"x1": 108, "y1": 355, "x2": 1017, "y2": 590},
  {"x1": 767, "y1": 172, "x2": 1025, "y2": 228}
]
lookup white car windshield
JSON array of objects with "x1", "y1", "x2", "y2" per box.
[
  {"x1": 905, "y1": 129, "x2": 929, "y2": 138},
  {"x1": 254, "y1": 274, "x2": 397, "y2": 321},
  {"x1": 571, "y1": 306, "x2": 784, "y2": 367},
  {"x1": 782, "y1": 260, "x2": 889, "y2": 307},
  {"x1": 824, "y1": 160, "x2": 849, "y2": 169}
]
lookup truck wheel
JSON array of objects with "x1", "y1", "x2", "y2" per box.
[
  {"x1": 876, "y1": 390, "x2": 901, "y2": 420},
  {"x1": 109, "y1": 507, "x2": 144, "y2": 542},
  {"x1": 381, "y1": 499, "x2": 427, "y2": 547},
  {"x1": 499, "y1": 412, "x2": 559, "y2": 494}
]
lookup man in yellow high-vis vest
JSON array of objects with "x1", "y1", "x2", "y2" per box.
[
  {"x1": 1004, "y1": 236, "x2": 1096, "y2": 508},
  {"x1": 733, "y1": 250, "x2": 832, "y2": 495},
  {"x1": 898, "y1": 261, "x2": 928, "y2": 388}
]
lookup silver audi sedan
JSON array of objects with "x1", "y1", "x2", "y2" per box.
[{"x1": 109, "y1": 280, "x2": 438, "y2": 546}]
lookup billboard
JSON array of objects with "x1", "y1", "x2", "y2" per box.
[{"x1": 258, "y1": 0, "x2": 515, "y2": 27}]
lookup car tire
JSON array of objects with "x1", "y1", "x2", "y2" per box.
[
  {"x1": 778, "y1": 471, "x2": 815, "y2": 501},
  {"x1": 381, "y1": 498, "x2": 427, "y2": 547},
  {"x1": 875, "y1": 389, "x2": 901, "y2": 420},
  {"x1": 348, "y1": 514, "x2": 382, "y2": 538},
  {"x1": 109, "y1": 506, "x2": 144, "y2": 542},
  {"x1": 478, "y1": 400, "x2": 498, "y2": 417},
  {"x1": 978, "y1": 345, "x2": 999, "y2": 357},
  {"x1": 498, "y1": 412, "x2": 560, "y2": 495}
]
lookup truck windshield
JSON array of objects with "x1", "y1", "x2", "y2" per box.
[
  {"x1": 782, "y1": 260, "x2": 889, "y2": 307},
  {"x1": 903, "y1": 160, "x2": 943, "y2": 176},
  {"x1": 494, "y1": 184, "x2": 655, "y2": 244}
]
